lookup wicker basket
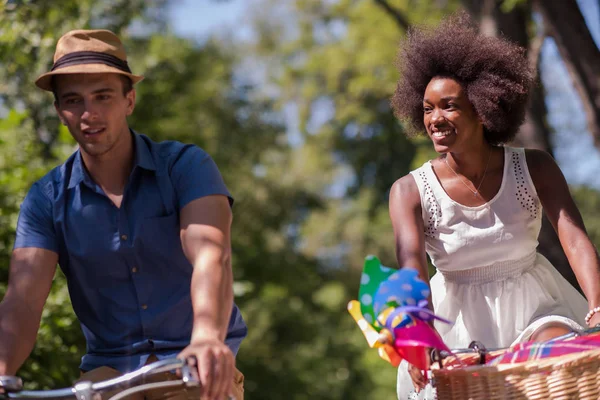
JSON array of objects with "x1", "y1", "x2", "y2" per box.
[{"x1": 432, "y1": 348, "x2": 600, "y2": 399}]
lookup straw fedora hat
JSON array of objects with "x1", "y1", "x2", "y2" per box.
[{"x1": 35, "y1": 29, "x2": 144, "y2": 91}]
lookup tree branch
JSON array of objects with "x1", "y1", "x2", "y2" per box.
[
  {"x1": 373, "y1": 0, "x2": 410, "y2": 31},
  {"x1": 528, "y1": 27, "x2": 545, "y2": 81}
]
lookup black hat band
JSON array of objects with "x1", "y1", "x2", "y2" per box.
[{"x1": 51, "y1": 51, "x2": 131, "y2": 73}]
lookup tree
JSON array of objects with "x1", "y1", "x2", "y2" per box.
[
  {"x1": 1, "y1": 2, "x2": 387, "y2": 398},
  {"x1": 246, "y1": 1, "x2": 465, "y2": 397},
  {"x1": 126, "y1": 30, "x2": 391, "y2": 399},
  {"x1": 2, "y1": 1, "x2": 599, "y2": 399},
  {"x1": 0, "y1": 0, "x2": 168, "y2": 159},
  {"x1": 247, "y1": 1, "x2": 600, "y2": 396}
]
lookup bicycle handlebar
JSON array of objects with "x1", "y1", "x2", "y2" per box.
[{"x1": 0, "y1": 358, "x2": 205, "y2": 400}]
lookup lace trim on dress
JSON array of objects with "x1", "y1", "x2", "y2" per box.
[
  {"x1": 418, "y1": 169, "x2": 442, "y2": 238},
  {"x1": 512, "y1": 150, "x2": 540, "y2": 220}
]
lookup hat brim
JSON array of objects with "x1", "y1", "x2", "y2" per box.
[{"x1": 35, "y1": 63, "x2": 144, "y2": 91}]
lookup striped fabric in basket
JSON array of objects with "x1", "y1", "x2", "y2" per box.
[{"x1": 487, "y1": 331, "x2": 600, "y2": 366}]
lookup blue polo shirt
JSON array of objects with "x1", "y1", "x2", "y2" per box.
[{"x1": 14, "y1": 132, "x2": 247, "y2": 373}]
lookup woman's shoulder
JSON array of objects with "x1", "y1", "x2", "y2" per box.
[
  {"x1": 522, "y1": 148, "x2": 564, "y2": 194},
  {"x1": 391, "y1": 173, "x2": 419, "y2": 193},
  {"x1": 390, "y1": 173, "x2": 422, "y2": 206},
  {"x1": 503, "y1": 146, "x2": 552, "y2": 164},
  {"x1": 522, "y1": 148, "x2": 555, "y2": 167}
]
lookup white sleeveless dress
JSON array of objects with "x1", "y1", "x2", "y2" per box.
[{"x1": 396, "y1": 147, "x2": 588, "y2": 400}]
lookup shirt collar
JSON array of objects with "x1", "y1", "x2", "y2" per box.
[
  {"x1": 67, "y1": 131, "x2": 156, "y2": 189},
  {"x1": 67, "y1": 150, "x2": 87, "y2": 189},
  {"x1": 132, "y1": 131, "x2": 156, "y2": 172}
]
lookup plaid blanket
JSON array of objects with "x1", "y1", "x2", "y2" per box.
[{"x1": 487, "y1": 331, "x2": 600, "y2": 366}]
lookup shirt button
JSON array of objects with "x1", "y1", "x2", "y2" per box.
[
  {"x1": 141, "y1": 304, "x2": 148, "y2": 310},
  {"x1": 132, "y1": 267, "x2": 138, "y2": 273},
  {"x1": 121, "y1": 234, "x2": 128, "y2": 241}
]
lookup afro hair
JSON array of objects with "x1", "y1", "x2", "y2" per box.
[{"x1": 391, "y1": 12, "x2": 534, "y2": 145}]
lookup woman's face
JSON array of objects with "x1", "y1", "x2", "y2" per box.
[{"x1": 422, "y1": 77, "x2": 484, "y2": 154}]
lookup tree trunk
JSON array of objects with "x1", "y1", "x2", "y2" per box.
[{"x1": 536, "y1": 0, "x2": 600, "y2": 148}]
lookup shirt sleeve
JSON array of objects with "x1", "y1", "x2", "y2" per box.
[
  {"x1": 13, "y1": 182, "x2": 59, "y2": 252},
  {"x1": 171, "y1": 146, "x2": 234, "y2": 210}
]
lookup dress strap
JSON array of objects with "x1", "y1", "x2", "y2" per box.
[
  {"x1": 410, "y1": 164, "x2": 442, "y2": 238},
  {"x1": 508, "y1": 147, "x2": 541, "y2": 220}
]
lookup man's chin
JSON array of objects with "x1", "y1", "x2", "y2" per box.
[{"x1": 80, "y1": 143, "x2": 112, "y2": 158}]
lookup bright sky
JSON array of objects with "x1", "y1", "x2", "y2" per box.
[{"x1": 168, "y1": 0, "x2": 246, "y2": 39}]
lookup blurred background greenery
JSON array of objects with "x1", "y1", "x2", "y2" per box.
[{"x1": 1, "y1": 0, "x2": 599, "y2": 398}]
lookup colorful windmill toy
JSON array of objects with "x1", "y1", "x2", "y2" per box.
[{"x1": 348, "y1": 255, "x2": 453, "y2": 370}]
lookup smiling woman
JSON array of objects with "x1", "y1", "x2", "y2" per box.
[
  {"x1": 387, "y1": 12, "x2": 600, "y2": 400},
  {"x1": 391, "y1": 13, "x2": 533, "y2": 146},
  {"x1": 422, "y1": 78, "x2": 485, "y2": 156}
]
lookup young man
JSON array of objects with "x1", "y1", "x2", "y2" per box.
[{"x1": 0, "y1": 29, "x2": 246, "y2": 400}]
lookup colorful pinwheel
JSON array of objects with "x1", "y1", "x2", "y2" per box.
[{"x1": 348, "y1": 255, "x2": 453, "y2": 370}]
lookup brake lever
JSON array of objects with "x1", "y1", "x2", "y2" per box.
[{"x1": 180, "y1": 358, "x2": 200, "y2": 388}]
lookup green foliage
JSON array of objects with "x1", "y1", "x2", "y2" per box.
[
  {"x1": 0, "y1": 0, "x2": 168, "y2": 389},
  {"x1": 2, "y1": 0, "x2": 598, "y2": 399},
  {"x1": 0, "y1": 0, "x2": 168, "y2": 156},
  {"x1": 572, "y1": 186, "x2": 600, "y2": 248},
  {"x1": 248, "y1": 0, "x2": 458, "y2": 276},
  {"x1": 122, "y1": 30, "x2": 387, "y2": 399},
  {"x1": 500, "y1": 0, "x2": 529, "y2": 13},
  {"x1": 0, "y1": 109, "x2": 82, "y2": 388},
  {"x1": 0, "y1": 0, "x2": 459, "y2": 397},
  {"x1": 0, "y1": 1, "x2": 388, "y2": 396},
  {"x1": 243, "y1": 1, "x2": 461, "y2": 397}
]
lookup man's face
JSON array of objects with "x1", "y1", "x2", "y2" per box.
[{"x1": 53, "y1": 73, "x2": 135, "y2": 158}]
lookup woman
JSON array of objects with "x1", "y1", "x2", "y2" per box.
[{"x1": 389, "y1": 12, "x2": 600, "y2": 399}]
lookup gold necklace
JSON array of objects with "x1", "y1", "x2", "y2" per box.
[{"x1": 444, "y1": 148, "x2": 492, "y2": 198}]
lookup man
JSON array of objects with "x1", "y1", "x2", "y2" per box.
[{"x1": 0, "y1": 29, "x2": 247, "y2": 400}]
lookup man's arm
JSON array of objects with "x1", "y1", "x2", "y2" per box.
[
  {"x1": 0, "y1": 248, "x2": 57, "y2": 375},
  {"x1": 178, "y1": 194, "x2": 234, "y2": 400}
]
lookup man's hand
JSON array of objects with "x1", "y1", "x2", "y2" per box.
[{"x1": 179, "y1": 337, "x2": 235, "y2": 400}]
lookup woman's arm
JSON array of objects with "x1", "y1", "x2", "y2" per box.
[
  {"x1": 389, "y1": 174, "x2": 429, "y2": 282},
  {"x1": 526, "y1": 149, "x2": 600, "y2": 325},
  {"x1": 389, "y1": 174, "x2": 432, "y2": 392}
]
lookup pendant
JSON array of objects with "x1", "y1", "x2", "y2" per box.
[{"x1": 473, "y1": 191, "x2": 478, "y2": 197}]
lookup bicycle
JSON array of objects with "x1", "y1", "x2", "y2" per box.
[{"x1": 0, "y1": 358, "x2": 236, "y2": 400}]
